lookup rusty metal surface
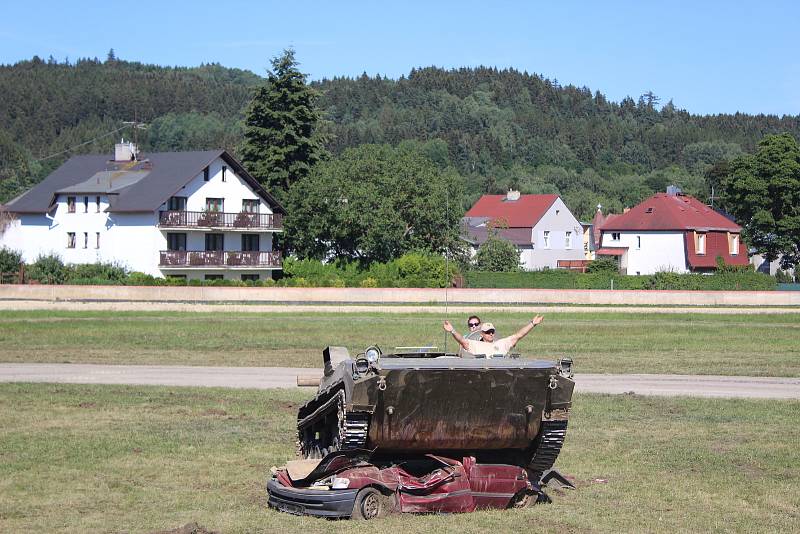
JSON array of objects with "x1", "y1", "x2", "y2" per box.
[{"x1": 362, "y1": 367, "x2": 556, "y2": 450}]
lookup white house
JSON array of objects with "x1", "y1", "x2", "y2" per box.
[
  {"x1": 596, "y1": 188, "x2": 748, "y2": 275},
  {"x1": 461, "y1": 191, "x2": 586, "y2": 270},
  {"x1": 0, "y1": 141, "x2": 285, "y2": 281}
]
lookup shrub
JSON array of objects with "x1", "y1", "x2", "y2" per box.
[
  {"x1": 28, "y1": 254, "x2": 68, "y2": 284},
  {"x1": 126, "y1": 272, "x2": 163, "y2": 286},
  {"x1": 586, "y1": 258, "x2": 619, "y2": 273},
  {"x1": 66, "y1": 262, "x2": 128, "y2": 283},
  {"x1": 473, "y1": 236, "x2": 521, "y2": 272},
  {"x1": 0, "y1": 247, "x2": 23, "y2": 282},
  {"x1": 360, "y1": 277, "x2": 378, "y2": 288}
]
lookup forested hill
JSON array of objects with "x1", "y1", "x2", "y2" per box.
[{"x1": 2, "y1": 57, "x2": 799, "y2": 218}]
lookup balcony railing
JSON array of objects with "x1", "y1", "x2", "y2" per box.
[
  {"x1": 159, "y1": 250, "x2": 282, "y2": 268},
  {"x1": 158, "y1": 210, "x2": 283, "y2": 230}
]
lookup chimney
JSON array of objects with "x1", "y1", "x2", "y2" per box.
[
  {"x1": 114, "y1": 138, "x2": 139, "y2": 162},
  {"x1": 623, "y1": 207, "x2": 630, "y2": 213},
  {"x1": 666, "y1": 184, "x2": 682, "y2": 196},
  {"x1": 506, "y1": 189, "x2": 521, "y2": 201}
]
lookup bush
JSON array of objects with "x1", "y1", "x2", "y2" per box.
[
  {"x1": 125, "y1": 272, "x2": 164, "y2": 286},
  {"x1": 473, "y1": 236, "x2": 521, "y2": 272},
  {"x1": 586, "y1": 258, "x2": 618, "y2": 273},
  {"x1": 28, "y1": 254, "x2": 68, "y2": 284},
  {"x1": 0, "y1": 247, "x2": 23, "y2": 282},
  {"x1": 66, "y1": 262, "x2": 128, "y2": 283}
]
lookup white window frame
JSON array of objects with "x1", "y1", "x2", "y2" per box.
[
  {"x1": 611, "y1": 232, "x2": 621, "y2": 242},
  {"x1": 565, "y1": 231, "x2": 572, "y2": 249},
  {"x1": 66, "y1": 232, "x2": 76, "y2": 248},
  {"x1": 543, "y1": 231, "x2": 550, "y2": 249},
  {"x1": 731, "y1": 234, "x2": 739, "y2": 255},
  {"x1": 697, "y1": 233, "x2": 706, "y2": 255}
]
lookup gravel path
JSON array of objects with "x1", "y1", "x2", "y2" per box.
[
  {"x1": 2, "y1": 363, "x2": 799, "y2": 399},
  {"x1": 1, "y1": 299, "x2": 798, "y2": 314}
]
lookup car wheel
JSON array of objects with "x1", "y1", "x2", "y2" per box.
[{"x1": 352, "y1": 487, "x2": 386, "y2": 520}]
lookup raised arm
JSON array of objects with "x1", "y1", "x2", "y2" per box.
[
  {"x1": 507, "y1": 315, "x2": 544, "y2": 346},
  {"x1": 443, "y1": 320, "x2": 470, "y2": 351}
]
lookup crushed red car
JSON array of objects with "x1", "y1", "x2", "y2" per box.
[{"x1": 267, "y1": 451, "x2": 558, "y2": 519}]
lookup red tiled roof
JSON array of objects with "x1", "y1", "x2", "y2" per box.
[
  {"x1": 596, "y1": 247, "x2": 627, "y2": 256},
  {"x1": 465, "y1": 194, "x2": 558, "y2": 228},
  {"x1": 599, "y1": 193, "x2": 741, "y2": 232},
  {"x1": 591, "y1": 210, "x2": 621, "y2": 246},
  {"x1": 685, "y1": 231, "x2": 749, "y2": 268}
]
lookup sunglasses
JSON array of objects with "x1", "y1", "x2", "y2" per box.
[
  {"x1": 468, "y1": 322, "x2": 480, "y2": 328},
  {"x1": 483, "y1": 330, "x2": 495, "y2": 335}
]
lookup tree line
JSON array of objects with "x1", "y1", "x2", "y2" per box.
[{"x1": 1, "y1": 52, "x2": 798, "y2": 268}]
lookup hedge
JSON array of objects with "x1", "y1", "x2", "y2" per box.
[{"x1": 464, "y1": 270, "x2": 777, "y2": 291}]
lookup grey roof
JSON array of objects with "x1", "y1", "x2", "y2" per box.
[
  {"x1": 460, "y1": 217, "x2": 532, "y2": 246},
  {"x1": 5, "y1": 150, "x2": 285, "y2": 215}
]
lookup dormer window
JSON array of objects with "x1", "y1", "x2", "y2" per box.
[
  {"x1": 697, "y1": 232, "x2": 706, "y2": 255},
  {"x1": 730, "y1": 234, "x2": 739, "y2": 255},
  {"x1": 645, "y1": 207, "x2": 653, "y2": 213}
]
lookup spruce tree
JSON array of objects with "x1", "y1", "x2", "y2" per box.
[{"x1": 239, "y1": 49, "x2": 326, "y2": 201}]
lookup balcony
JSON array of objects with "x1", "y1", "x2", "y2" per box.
[
  {"x1": 158, "y1": 210, "x2": 283, "y2": 231},
  {"x1": 159, "y1": 250, "x2": 282, "y2": 269}
]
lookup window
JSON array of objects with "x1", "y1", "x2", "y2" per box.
[
  {"x1": 84, "y1": 196, "x2": 89, "y2": 213},
  {"x1": 167, "y1": 233, "x2": 187, "y2": 251},
  {"x1": 242, "y1": 199, "x2": 259, "y2": 213},
  {"x1": 205, "y1": 198, "x2": 224, "y2": 212},
  {"x1": 83, "y1": 232, "x2": 88, "y2": 249},
  {"x1": 222, "y1": 166, "x2": 227, "y2": 182},
  {"x1": 205, "y1": 233, "x2": 224, "y2": 251},
  {"x1": 636, "y1": 236, "x2": 641, "y2": 249},
  {"x1": 611, "y1": 232, "x2": 621, "y2": 241},
  {"x1": 697, "y1": 233, "x2": 706, "y2": 255},
  {"x1": 66, "y1": 232, "x2": 76, "y2": 248},
  {"x1": 731, "y1": 234, "x2": 739, "y2": 255},
  {"x1": 203, "y1": 167, "x2": 210, "y2": 181},
  {"x1": 543, "y1": 231, "x2": 550, "y2": 249},
  {"x1": 168, "y1": 196, "x2": 187, "y2": 211},
  {"x1": 96, "y1": 232, "x2": 101, "y2": 249},
  {"x1": 96, "y1": 196, "x2": 101, "y2": 212},
  {"x1": 67, "y1": 196, "x2": 76, "y2": 213},
  {"x1": 166, "y1": 274, "x2": 186, "y2": 280},
  {"x1": 205, "y1": 274, "x2": 224, "y2": 281},
  {"x1": 241, "y1": 234, "x2": 260, "y2": 252},
  {"x1": 241, "y1": 274, "x2": 260, "y2": 282},
  {"x1": 565, "y1": 231, "x2": 572, "y2": 249}
]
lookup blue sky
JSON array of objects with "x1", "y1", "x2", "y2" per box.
[{"x1": 2, "y1": 1, "x2": 798, "y2": 116}]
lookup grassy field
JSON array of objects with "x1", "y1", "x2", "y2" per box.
[
  {"x1": 0, "y1": 383, "x2": 798, "y2": 533},
  {"x1": 0, "y1": 310, "x2": 798, "y2": 376}
]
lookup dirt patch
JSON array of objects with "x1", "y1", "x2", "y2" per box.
[
  {"x1": 201, "y1": 408, "x2": 228, "y2": 417},
  {"x1": 77, "y1": 402, "x2": 96, "y2": 408},
  {"x1": 150, "y1": 522, "x2": 219, "y2": 534}
]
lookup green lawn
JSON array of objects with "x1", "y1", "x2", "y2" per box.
[
  {"x1": 0, "y1": 384, "x2": 798, "y2": 533},
  {"x1": 0, "y1": 310, "x2": 798, "y2": 376}
]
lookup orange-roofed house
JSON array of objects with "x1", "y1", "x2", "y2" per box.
[
  {"x1": 597, "y1": 187, "x2": 748, "y2": 275},
  {"x1": 461, "y1": 190, "x2": 586, "y2": 270}
]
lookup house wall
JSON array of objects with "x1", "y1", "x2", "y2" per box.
[
  {"x1": 601, "y1": 231, "x2": 688, "y2": 274},
  {"x1": 169, "y1": 160, "x2": 273, "y2": 214},
  {"x1": 528, "y1": 198, "x2": 586, "y2": 269}
]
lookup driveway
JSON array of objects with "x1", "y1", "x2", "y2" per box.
[{"x1": 2, "y1": 363, "x2": 799, "y2": 399}]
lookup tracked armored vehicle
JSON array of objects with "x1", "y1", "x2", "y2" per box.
[{"x1": 295, "y1": 346, "x2": 575, "y2": 482}]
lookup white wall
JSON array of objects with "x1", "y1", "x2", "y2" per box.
[
  {"x1": 601, "y1": 231, "x2": 688, "y2": 274},
  {"x1": 527, "y1": 197, "x2": 586, "y2": 269},
  {"x1": 164, "y1": 159, "x2": 273, "y2": 215}
]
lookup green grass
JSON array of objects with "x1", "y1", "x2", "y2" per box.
[
  {"x1": 1, "y1": 310, "x2": 798, "y2": 376},
  {"x1": 0, "y1": 384, "x2": 798, "y2": 533}
]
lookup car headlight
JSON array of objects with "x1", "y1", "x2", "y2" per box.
[{"x1": 331, "y1": 477, "x2": 351, "y2": 489}]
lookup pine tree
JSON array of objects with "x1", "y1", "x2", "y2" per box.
[{"x1": 239, "y1": 49, "x2": 327, "y2": 201}]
